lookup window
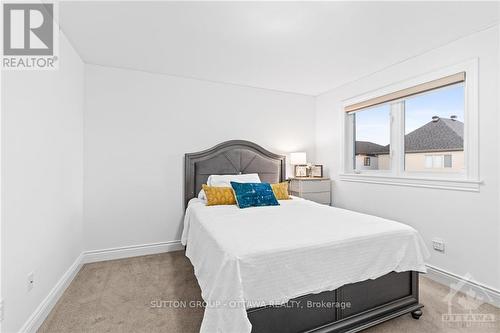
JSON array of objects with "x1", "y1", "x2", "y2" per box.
[
  {"x1": 425, "y1": 155, "x2": 453, "y2": 169},
  {"x1": 346, "y1": 74, "x2": 465, "y2": 175},
  {"x1": 342, "y1": 62, "x2": 479, "y2": 191},
  {"x1": 405, "y1": 84, "x2": 464, "y2": 172}
]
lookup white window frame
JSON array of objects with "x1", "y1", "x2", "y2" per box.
[{"x1": 340, "y1": 59, "x2": 481, "y2": 192}]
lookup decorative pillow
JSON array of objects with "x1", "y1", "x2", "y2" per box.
[
  {"x1": 202, "y1": 184, "x2": 236, "y2": 206},
  {"x1": 207, "y1": 173, "x2": 261, "y2": 187},
  {"x1": 271, "y1": 182, "x2": 290, "y2": 200},
  {"x1": 230, "y1": 182, "x2": 279, "y2": 209}
]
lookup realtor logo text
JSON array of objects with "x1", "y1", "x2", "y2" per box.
[{"x1": 2, "y1": 2, "x2": 58, "y2": 70}]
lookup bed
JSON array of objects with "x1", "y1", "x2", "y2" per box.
[{"x1": 183, "y1": 140, "x2": 428, "y2": 333}]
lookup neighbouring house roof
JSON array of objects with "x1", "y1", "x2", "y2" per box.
[
  {"x1": 355, "y1": 118, "x2": 464, "y2": 155},
  {"x1": 355, "y1": 141, "x2": 389, "y2": 155},
  {"x1": 405, "y1": 118, "x2": 463, "y2": 153}
]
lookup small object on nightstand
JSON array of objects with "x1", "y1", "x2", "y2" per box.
[
  {"x1": 289, "y1": 177, "x2": 331, "y2": 205},
  {"x1": 310, "y1": 165, "x2": 323, "y2": 178},
  {"x1": 294, "y1": 164, "x2": 308, "y2": 177}
]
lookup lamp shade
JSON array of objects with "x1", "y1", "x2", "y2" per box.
[{"x1": 290, "y1": 152, "x2": 307, "y2": 165}]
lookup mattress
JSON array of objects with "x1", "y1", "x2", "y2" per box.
[{"x1": 181, "y1": 197, "x2": 429, "y2": 333}]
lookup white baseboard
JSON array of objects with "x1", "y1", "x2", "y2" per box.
[
  {"x1": 19, "y1": 253, "x2": 84, "y2": 333},
  {"x1": 425, "y1": 264, "x2": 500, "y2": 308},
  {"x1": 19, "y1": 240, "x2": 183, "y2": 333},
  {"x1": 82, "y1": 240, "x2": 184, "y2": 263}
]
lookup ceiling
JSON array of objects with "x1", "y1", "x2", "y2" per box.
[{"x1": 60, "y1": 1, "x2": 499, "y2": 96}]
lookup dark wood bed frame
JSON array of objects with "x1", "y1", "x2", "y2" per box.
[{"x1": 185, "y1": 140, "x2": 423, "y2": 333}]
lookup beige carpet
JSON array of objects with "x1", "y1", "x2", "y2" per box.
[{"x1": 38, "y1": 251, "x2": 499, "y2": 333}]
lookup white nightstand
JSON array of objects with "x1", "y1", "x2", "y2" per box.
[{"x1": 289, "y1": 178, "x2": 331, "y2": 205}]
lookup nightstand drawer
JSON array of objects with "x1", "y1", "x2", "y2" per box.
[
  {"x1": 300, "y1": 191, "x2": 330, "y2": 205},
  {"x1": 289, "y1": 178, "x2": 332, "y2": 206},
  {"x1": 290, "y1": 179, "x2": 330, "y2": 193}
]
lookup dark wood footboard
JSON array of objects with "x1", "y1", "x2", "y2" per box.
[{"x1": 247, "y1": 271, "x2": 422, "y2": 333}]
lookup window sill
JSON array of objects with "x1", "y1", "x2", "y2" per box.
[{"x1": 338, "y1": 173, "x2": 482, "y2": 192}]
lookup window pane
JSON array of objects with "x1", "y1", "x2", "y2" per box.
[
  {"x1": 433, "y1": 155, "x2": 443, "y2": 168},
  {"x1": 354, "y1": 104, "x2": 391, "y2": 170},
  {"x1": 425, "y1": 156, "x2": 433, "y2": 168},
  {"x1": 444, "y1": 154, "x2": 452, "y2": 168},
  {"x1": 404, "y1": 83, "x2": 464, "y2": 172}
]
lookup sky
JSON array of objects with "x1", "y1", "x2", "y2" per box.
[{"x1": 355, "y1": 83, "x2": 464, "y2": 146}]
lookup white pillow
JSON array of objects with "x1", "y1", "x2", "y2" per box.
[
  {"x1": 198, "y1": 189, "x2": 207, "y2": 202},
  {"x1": 207, "y1": 173, "x2": 261, "y2": 187}
]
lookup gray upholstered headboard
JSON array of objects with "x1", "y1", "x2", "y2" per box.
[{"x1": 184, "y1": 140, "x2": 286, "y2": 207}]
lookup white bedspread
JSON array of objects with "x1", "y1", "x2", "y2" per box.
[{"x1": 181, "y1": 197, "x2": 429, "y2": 333}]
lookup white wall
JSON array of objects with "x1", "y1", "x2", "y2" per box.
[
  {"x1": 497, "y1": 22, "x2": 500, "y2": 297},
  {"x1": 1, "y1": 34, "x2": 84, "y2": 332},
  {"x1": 84, "y1": 65, "x2": 315, "y2": 251},
  {"x1": 315, "y1": 26, "x2": 500, "y2": 290}
]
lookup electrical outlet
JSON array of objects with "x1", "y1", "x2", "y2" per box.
[
  {"x1": 27, "y1": 272, "x2": 35, "y2": 291},
  {"x1": 432, "y1": 238, "x2": 445, "y2": 253}
]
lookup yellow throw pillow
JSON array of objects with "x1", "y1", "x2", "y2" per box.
[
  {"x1": 202, "y1": 184, "x2": 236, "y2": 206},
  {"x1": 271, "y1": 182, "x2": 290, "y2": 200}
]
